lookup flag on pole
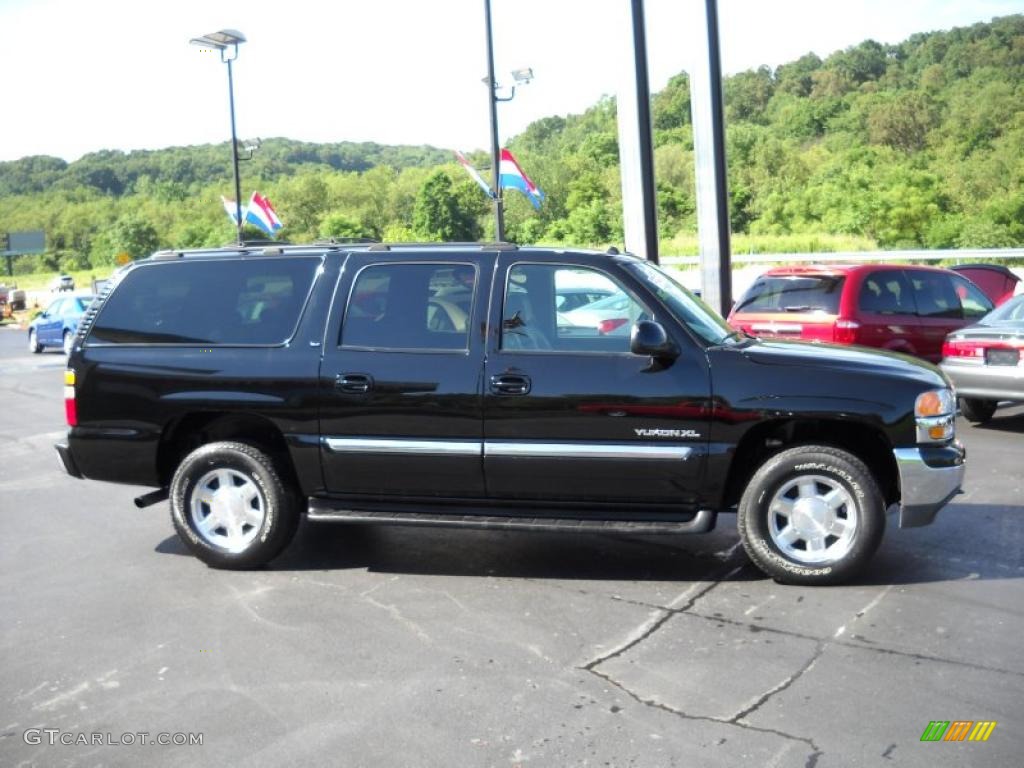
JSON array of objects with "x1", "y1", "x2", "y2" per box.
[
  {"x1": 244, "y1": 192, "x2": 284, "y2": 236},
  {"x1": 454, "y1": 151, "x2": 495, "y2": 199},
  {"x1": 499, "y1": 148, "x2": 545, "y2": 209},
  {"x1": 221, "y1": 195, "x2": 242, "y2": 225}
]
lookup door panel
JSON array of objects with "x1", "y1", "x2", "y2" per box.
[
  {"x1": 907, "y1": 270, "x2": 963, "y2": 362},
  {"x1": 855, "y1": 270, "x2": 919, "y2": 354},
  {"x1": 483, "y1": 259, "x2": 712, "y2": 507},
  {"x1": 319, "y1": 255, "x2": 492, "y2": 498}
]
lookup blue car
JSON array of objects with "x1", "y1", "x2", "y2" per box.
[{"x1": 28, "y1": 294, "x2": 95, "y2": 355}]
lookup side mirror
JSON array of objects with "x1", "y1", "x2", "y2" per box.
[{"x1": 630, "y1": 320, "x2": 678, "y2": 360}]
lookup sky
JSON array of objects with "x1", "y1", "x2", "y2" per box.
[{"x1": 0, "y1": 0, "x2": 1021, "y2": 163}]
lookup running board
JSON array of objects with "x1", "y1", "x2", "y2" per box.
[{"x1": 307, "y1": 500, "x2": 716, "y2": 534}]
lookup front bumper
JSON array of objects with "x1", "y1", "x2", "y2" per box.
[
  {"x1": 55, "y1": 441, "x2": 83, "y2": 479},
  {"x1": 893, "y1": 443, "x2": 965, "y2": 528}
]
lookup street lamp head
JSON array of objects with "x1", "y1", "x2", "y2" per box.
[
  {"x1": 511, "y1": 67, "x2": 534, "y2": 85},
  {"x1": 189, "y1": 29, "x2": 247, "y2": 50}
]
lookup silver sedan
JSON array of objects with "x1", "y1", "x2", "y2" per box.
[{"x1": 941, "y1": 294, "x2": 1024, "y2": 422}]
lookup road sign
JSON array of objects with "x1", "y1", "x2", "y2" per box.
[{"x1": 2, "y1": 230, "x2": 45, "y2": 255}]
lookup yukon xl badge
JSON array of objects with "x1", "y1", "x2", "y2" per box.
[{"x1": 635, "y1": 428, "x2": 701, "y2": 439}]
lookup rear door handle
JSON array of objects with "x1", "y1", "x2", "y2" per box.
[
  {"x1": 490, "y1": 374, "x2": 531, "y2": 396},
  {"x1": 336, "y1": 373, "x2": 373, "y2": 394}
]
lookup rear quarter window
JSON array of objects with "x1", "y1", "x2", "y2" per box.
[
  {"x1": 88, "y1": 257, "x2": 321, "y2": 345},
  {"x1": 734, "y1": 275, "x2": 845, "y2": 314}
]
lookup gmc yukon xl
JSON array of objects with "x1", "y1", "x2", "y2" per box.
[{"x1": 55, "y1": 243, "x2": 966, "y2": 585}]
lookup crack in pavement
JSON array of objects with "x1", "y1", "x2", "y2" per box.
[
  {"x1": 588, "y1": 664, "x2": 824, "y2": 768},
  {"x1": 731, "y1": 640, "x2": 827, "y2": 722},
  {"x1": 577, "y1": 558, "x2": 825, "y2": 766}
]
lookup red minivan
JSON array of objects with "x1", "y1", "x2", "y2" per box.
[{"x1": 728, "y1": 264, "x2": 994, "y2": 362}]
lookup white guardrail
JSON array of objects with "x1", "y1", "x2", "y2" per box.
[{"x1": 661, "y1": 247, "x2": 1024, "y2": 266}]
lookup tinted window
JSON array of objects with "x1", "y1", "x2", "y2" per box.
[
  {"x1": 734, "y1": 275, "x2": 845, "y2": 314},
  {"x1": 950, "y1": 275, "x2": 994, "y2": 319},
  {"x1": 502, "y1": 265, "x2": 650, "y2": 353},
  {"x1": 341, "y1": 263, "x2": 475, "y2": 351},
  {"x1": 858, "y1": 271, "x2": 914, "y2": 315},
  {"x1": 909, "y1": 271, "x2": 961, "y2": 318},
  {"x1": 90, "y1": 258, "x2": 320, "y2": 345}
]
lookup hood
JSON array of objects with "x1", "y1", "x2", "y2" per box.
[{"x1": 739, "y1": 338, "x2": 947, "y2": 389}]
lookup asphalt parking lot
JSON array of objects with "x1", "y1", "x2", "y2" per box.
[{"x1": 1, "y1": 324, "x2": 1022, "y2": 768}]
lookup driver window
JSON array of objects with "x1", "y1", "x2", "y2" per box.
[{"x1": 501, "y1": 264, "x2": 650, "y2": 353}]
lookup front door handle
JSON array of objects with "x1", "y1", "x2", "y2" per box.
[
  {"x1": 336, "y1": 373, "x2": 373, "y2": 394},
  {"x1": 490, "y1": 374, "x2": 531, "y2": 396}
]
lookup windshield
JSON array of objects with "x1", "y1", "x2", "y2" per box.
[{"x1": 624, "y1": 260, "x2": 736, "y2": 345}]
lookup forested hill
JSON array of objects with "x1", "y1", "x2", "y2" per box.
[
  {"x1": 0, "y1": 139, "x2": 452, "y2": 197},
  {"x1": 1, "y1": 14, "x2": 1022, "y2": 273}
]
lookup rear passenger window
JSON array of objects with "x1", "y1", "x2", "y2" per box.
[
  {"x1": 341, "y1": 263, "x2": 475, "y2": 351},
  {"x1": 89, "y1": 257, "x2": 320, "y2": 345},
  {"x1": 858, "y1": 272, "x2": 914, "y2": 315},
  {"x1": 909, "y1": 272, "x2": 961, "y2": 318}
]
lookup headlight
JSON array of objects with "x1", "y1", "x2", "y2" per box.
[{"x1": 915, "y1": 388, "x2": 955, "y2": 443}]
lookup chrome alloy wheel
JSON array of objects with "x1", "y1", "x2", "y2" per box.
[
  {"x1": 189, "y1": 469, "x2": 266, "y2": 552},
  {"x1": 767, "y1": 475, "x2": 858, "y2": 564}
]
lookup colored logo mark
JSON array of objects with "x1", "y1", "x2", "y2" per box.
[{"x1": 920, "y1": 721, "x2": 997, "y2": 742}]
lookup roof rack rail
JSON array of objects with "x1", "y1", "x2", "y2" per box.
[
  {"x1": 313, "y1": 237, "x2": 380, "y2": 245},
  {"x1": 220, "y1": 239, "x2": 292, "y2": 248}
]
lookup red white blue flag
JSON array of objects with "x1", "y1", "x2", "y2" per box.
[
  {"x1": 244, "y1": 192, "x2": 284, "y2": 236},
  {"x1": 455, "y1": 151, "x2": 495, "y2": 199},
  {"x1": 499, "y1": 148, "x2": 544, "y2": 209}
]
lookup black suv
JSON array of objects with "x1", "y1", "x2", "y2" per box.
[{"x1": 56, "y1": 243, "x2": 965, "y2": 585}]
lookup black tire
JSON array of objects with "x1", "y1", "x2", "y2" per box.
[
  {"x1": 960, "y1": 397, "x2": 997, "y2": 424},
  {"x1": 737, "y1": 445, "x2": 886, "y2": 586},
  {"x1": 169, "y1": 441, "x2": 300, "y2": 569},
  {"x1": 28, "y1": 329, "x2": 42, "y2": 354}
]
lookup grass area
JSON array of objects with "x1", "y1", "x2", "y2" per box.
[
  {"x1": 0, "y1": 268, "x2": 114, "y2": 296},
  {"x1": 660, "y1": 232, "x2": 879, "y2": 257}
]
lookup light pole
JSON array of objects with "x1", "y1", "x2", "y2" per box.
[
  {"x1": 483, "y1": 0, "x2": 532, "y2": 242},
  {"x1": 190, "y1": 29, "x2": 247, "y2": 244}
]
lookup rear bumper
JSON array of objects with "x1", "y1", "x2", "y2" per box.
[
  {"x1": 55, "y1": 441, "x2": 84, "y2": 479},
  {"x1": 893, "y1": 444, "x2": 965, "y2": 528},
  {"x1": 941, "y1": 361, "x2": 1024, "y2": 401}
]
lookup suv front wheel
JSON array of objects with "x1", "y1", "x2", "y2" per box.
[
  {"x1": 738, "y1": 445, "x2": 885, "y2": 586},
  {"x1": 170, "y1": 441, "x2": 300, "y2": 569}
]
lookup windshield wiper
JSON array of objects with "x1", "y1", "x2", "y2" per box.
[{"x1": 783, "y1": 305, "x2": 824, "y2": 312}]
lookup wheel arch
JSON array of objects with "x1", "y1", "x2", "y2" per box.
[
  {"x1": 157, "y1": 412, "x2": 298, "y2": 490},
  {"x1": 722, "y1": 418, "x2": 899, "y2": 510}
]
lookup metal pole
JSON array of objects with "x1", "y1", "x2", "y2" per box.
[
  {"x1": 692, "y1": 0, "x2": 732, "y2": 314},
  {"x1": 630, "y1": 0, "x2": 659, "y2": 264},
  {"x1": 226, "y1": 55, "x2": 244, "y2": 244},
  {"x1": 484, "y1": 0, "x2": 505, "y2": 242}
]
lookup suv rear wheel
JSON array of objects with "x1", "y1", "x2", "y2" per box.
[
  {"x1": 738, "y1": 445, "x2": 885, "y2": 586},
  {"x1": 170, "y1": 441, "x2": 299, "y2": 569}
]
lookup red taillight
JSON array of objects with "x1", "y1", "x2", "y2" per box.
[
  {"x1": 64, "y1": 370, "x2": 77, "y2": 427},
  {"x1": 943, "y1": 337, "x2": 1024, "y2": 360},
  {"x1": 598, "y1": 317, "x2": 629, "y2": 335},
  {"x1": 833, "y1": 318, "x2": 860, "y2": 344}
]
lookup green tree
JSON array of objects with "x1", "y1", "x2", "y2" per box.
[{"x1": 412, "y1": 171, "x2": 479, "y2": 241}]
